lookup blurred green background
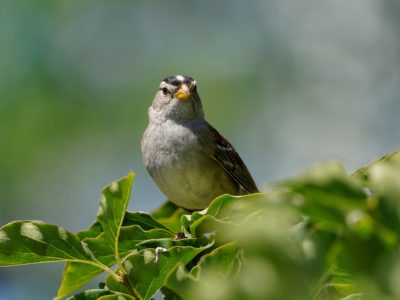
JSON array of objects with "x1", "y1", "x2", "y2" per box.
[{"x1": 0, "y1": 0, "x2": 399, "y2": 299}]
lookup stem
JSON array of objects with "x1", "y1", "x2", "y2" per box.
[
  {"x1": 115, "y1": 172, "x2": 134, "y2": 272},
  {"x1": 73, "y1": 259, "x2": 142, "y2": 299},
  {"x1": 73, "y1": 258, "x2": 141, "y2": 299},
  {"x1": 115, "y1": 235, "x2": 124, "y2": 272},
  {"x1": 121, "y1": 272, "x2": 142, "y2": 300}
]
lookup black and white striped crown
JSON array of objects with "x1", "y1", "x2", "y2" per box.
[{"x1": 162, "y1": 75, "x2": 196, "y2": 87}]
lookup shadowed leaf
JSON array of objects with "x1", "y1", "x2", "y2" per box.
[{"x1": 124, "y1": 245, "x2": 211, "y2": 300}]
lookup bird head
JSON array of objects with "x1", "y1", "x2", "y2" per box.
[{"x1": 150, "y1": 75, "x2": 204, "y2": 121}]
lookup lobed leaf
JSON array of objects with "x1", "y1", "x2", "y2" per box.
[
  {"x1": 151, "y1": 201, "x2": 186, "y2": 233},
  {"x1": 181, "y1": 193, "x2": 267, "y2": 237},
  {"x1": 57, "y1": 225, "x2": 174, "y2": 298},
  {"x1": 77, "y1": 222, "x2": 103, "y2": 240},
  {"x1": 166, "y1": 242, "x2": 240, "y2": 299},
  {"x1": 97, "y1": 295, "x2": 136, "y2": 300},
  {"x1": 65, "y1": 289, "x2": 135, "y2": 300},
  {"x1": 123, "y1": 212, "x2": 170, "y2": 231},
  {"x1": 96, "y1": 172, "x2": 134, "y2": 259},
  {"x1": 58, "y1": 263, "x2": 104, "y2": 299},
  {"x1": 65, "y1": 289, "x2": 112, "y2": 300},
  {"x1": 151, "y1": 201, "x2": 181, "y2": 219},
  {"x1": 0, "y1": 221, "x2": 94, "y2": 266},
  {"x1": 123, "y1": 245, "x2": 211, "y2": 300}
]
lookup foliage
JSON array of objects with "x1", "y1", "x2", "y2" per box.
[{"x1": 1, "y1": 151, "x2": 400, "y2": 299}]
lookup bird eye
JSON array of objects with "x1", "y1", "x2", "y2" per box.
[{"x1": 161, "y1": 87, "x2": 169, "y2": 96}]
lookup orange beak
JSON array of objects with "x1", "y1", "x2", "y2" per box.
[{"x1": 175, "y1": 83, "x2": 191, "y2": 101}]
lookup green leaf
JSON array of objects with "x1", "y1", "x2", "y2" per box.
[
  {"x1": 78, "y1": 211, "x2": 170, "y2": 243},
  {"x1": 97, "y1": 294, "x2": 136, "y2": 300},
  {"x1": 279, "y1": 162, "x2": 367, "y2": 231},
  {"x1": 163, "y1": 264, "x2": 193, "y2": 300},
  {"x1": 84, "y1": 226, "x2": 174, "y2": 263},
  {"x1": 58, "y1": 263, "x2": 105, "y2": 299},
  {"x1": 65, "y1": 289, "x2": 135, "y2": 300},
  {"x1": 105, "y1": 272, "x2": 132, "y2": 296},
  {"x1": 57, "y1": 225, "x2": 173, "y2": 298},
  {"x1": 340, "y1": 294, "x2": 363, "y2": 300},
  {"x1": 352, "y1": 150, "x2": 400, "y2": 186},
  {"x1": 191, "y1": 242, "x2": 240, "y2": 277},
  {"x1": 77, "y1": 222, "x2": 103, "y2": 240},
  {"x1": 96, "y1": 172, "x2": 134, "y2": 267},
  {"x1": 0, "y1": 221, "x2": 95, "y2": 266},
  {"x1": 123, "y1": 212, "x2": 171, "y2": 231},
  {"x1": 160, "y1": 287, "x2": 182, "y2": 300},
  {"x1": 368, "y1": 161, "x2": 400, "y2": 203},
  {"x1": 207, "y1": 194, "x2": 248, "y2": 219},
  {"x1": 65, "y1": 289, "x2": 112, "y2": 300},
  {"x1": 312, "y1": 267, "x2": 358, "y2": 300},
  {"x1": 166, "y1": 242, "x2": 240, "y2": 299},
  {"x1": 151, "y1": 201, "x2": 180, "y2": 219},
  {"x1": 123, "y1": 245, "x2": 211, "y2": 300},
  {"x1": 184, "y1": 193, "x2": 267, "y2": 237},
  {"x1": 137, "y1": 235, "x2": 212, "y2": 251},
  {"x1": 285, "y1": 161, "x2": 366, "y2": 208},
  {"x1": 0, "y1": 220, "x2": 125, "y2": 298},
  {"x1": 151, "y1": 202, "x2": 186, "y2": 233}
]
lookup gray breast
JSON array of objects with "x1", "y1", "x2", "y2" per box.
[{"x1": 141, "y1": 120, "x2": 238, "y2": 210}]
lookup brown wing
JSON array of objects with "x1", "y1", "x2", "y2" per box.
[{"x1": 207, "y1": 123, "x2": 259, "y2": 193}]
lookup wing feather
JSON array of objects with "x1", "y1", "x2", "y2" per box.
[{"x1": 207, "y1": 124, "x2": 259, "y2": 193}]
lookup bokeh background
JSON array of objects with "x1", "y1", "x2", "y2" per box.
[{"x1": 1, "y1": 0, "x2": 399, "y2": 299}]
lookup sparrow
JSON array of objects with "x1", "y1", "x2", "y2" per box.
[{"x1": 141, "y1": 75, "x2": 258, "y2": 210}]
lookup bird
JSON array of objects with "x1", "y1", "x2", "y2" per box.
[{"x1": 141, "y1": 75, "x2": 258, "y2": 211}]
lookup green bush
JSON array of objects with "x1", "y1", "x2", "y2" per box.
[{"x1": 1, "y1": 151, "x2": 400, "y2": 300}]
